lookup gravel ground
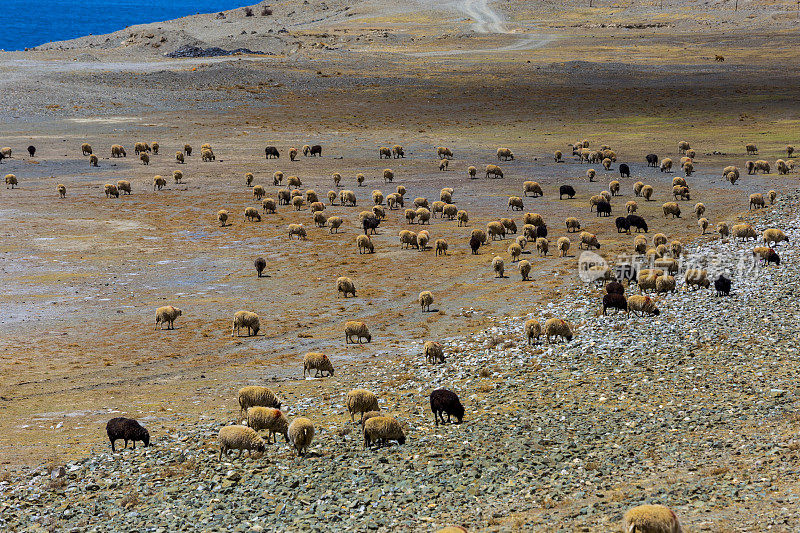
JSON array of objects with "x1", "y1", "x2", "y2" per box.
[{"x1": 2, "y1": 193, "x2": 798, "y2": 532}]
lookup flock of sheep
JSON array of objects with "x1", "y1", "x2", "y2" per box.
[{"x1": 3, "y1": 135, "x2": 794, "y2": 533}]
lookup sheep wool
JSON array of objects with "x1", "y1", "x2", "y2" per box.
[
  {"x1": 337, "y1": 276, "x2": 356, "y2": 298},
  {"x1": 218, "y1": 425, "x2": 265, "y2": 460},
  {"x1": 231, "y1": 310, "x2": 260, "y2": 337},
  {"x1": 424, "y1": 341, "x2": 445, "y2": 364},
  {"x1": 419, "y1": 291, "x2": 434, "y2": 312},
  {"x1": 347, "y1": 389, "x2": 379, "y2": 423},
  {"x1": 544, "y1": 318, "x2": 573, "y2": 343},
  {"x1": 344, "y1": 321, "x2": 371, "y2": 344},
  {"x1": 363, "y1": 416, "x2": 406, "y2": 448},
  {"x1": 238, "y1": 386, "x2": 281, "y2": 418},
  {"x1": 247, "y1": 407, "x2": 289, "y2": 443},
  {"x1": 155, "y1": 305, "x2": 182, "y2": 330},
  {"x1": 524, "y1": 319, "x2": 541, "y2": 345},
  {"x1": 623, "y1": 504, "x2": 682, "y2": 533},
  {"x1": 288, "y1": 417, "x2": 315, "y2": 456}
]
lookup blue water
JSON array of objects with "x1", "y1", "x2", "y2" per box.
[{"x1": 2, "y1": 0, "x2": 248, "y2": 51}]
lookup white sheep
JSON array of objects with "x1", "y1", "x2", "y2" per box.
[
  {"x1": 154, "y1": 306, "x2": 182, "y2": 330},
  {"x1": 218, "y1": 426, "x2": 265, "y2": 461},
  {"x1": 288, "y1": 417, "x2": 315, "y2": 456}
]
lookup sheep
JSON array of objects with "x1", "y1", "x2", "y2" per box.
[
  {"x1": 753, "y1": 246, "x2": 780, "y2": 266},
  {"x1": 606, "y1": 181, "x2": 620, "y2": 197},
  {"x1": 363, "y1": 416, "x2": 406, "y2": 448},
  {"x1": 81, "y1": 142, "x2": 93, "y2": 155},
  {"x1": 521, "y1": 319, "x2": 543, "y2": 346},
  {"x1": 356, "y1": 173, "x2": 365, "y2": 186},
  {"x1": 508, "y1": 243, "x2": 522, "y2": 262},
  {"x1": 386, "y1": 193, "x2": 401, "y2": 210},
  {"x1": 399, "y1": 230, "x2": 419, "y2": 249},
  {"x1": 763, "y1": 228, "x2": 789, "y2": 246},
  {"x1": 111, "y1": 144, "x2": 126, "y2": 157},
  {"x1": 602, "y1": 293, "x2": 627, "y2": 315},
  {"x1": 722, "y1": 165, "x2": 739, "y2": 181},
  {"x1": 287, "y1": 175, "x2": 302, "y2": 188},
  {"x1": 268, "y1": 171, "x2": 282, "y2": 187},
  {"x1": 247, "y1": 407, "x2": 289, "y2": 443},
  {"x1": 232, "y1": 310, "x2": 260, "y2": 337},
  {"x1": 244, "y1": 207, "x2": 262, "y2": 222},
  {"x1": 655, "y1": 244, "x2": 668, "y2": 258},
  {"x1": 589, "y1": 194, "x2": 604, "y2": 209},
  {"x1": 746, "y1": 143, "x2": 758, "y2": 155},
  {"x1": 149, "y1": 142, "x2": 159, "y2": 155},
  {"x1": 183, "y1": 144, "x2": 192, "y2": 156},
  {"x1": 655, "y1": 275, "x2": 676, "y2": 293},
  {"x1": 370, "y1": 190, "x2": 383, "y2": 205},
  {"x1": 776, "y1": 159, "x2": 789, "y2": 175},
  {"x1": 217, "y1": 210, "x2": 229, "y2": 227},
  {"x1": 289, "y1": 196, "x2": 304, "y2": 211},
  {"x1": 632, "y1": 182, "x2": 644, "y2": 197},
  {"x1": 104, "y1": 183, "x2": 119, "y2": 198},
  {"x1": 106, "y1": 417, "x2": 150, "y2": 452},
  {"x1": 218, "y1": 425, "x2": 267, "y2": 459},
  {"x1": 564, "y1": 217, "x2": 581, "y2": 233},
  {"x1": 616, "y1": 217, "x2": 631, "y2": 234},
  {"x1": 536, "y1": 237, "x2": 550, "y2": 256},
  {"x1": 440, "y1": 204, "x2": 457, "y2": 220},
  {"x1": 154, "y1": 305, "x2": 182, "y2": 330},
  {"x1": 596, "y1": 200, "x2": 612, "y2": 217},
  {"x1": 383, "y1": 169, "x2": 395, "y2": 183},
  {"x1": 663, "y1": 202, "x2": 681, "y2": 218},
  {"x1": 660, "y1": 158, "x2": 672, "y2": 172},
  {"x1": 424, "y1": 340, "x2": 444, "y2": 363},
  {"x1": 486, "y1": 164, "x2": 503, "y2": 179},
  {"x1": 201, "y1": 149, "x2": 215, "y2": 162},
  {"x1": 754, "y1": 160, "x2": 770, "y2": 173},
  {"x1": 554, "y1": 150, "x2": 563, "y2": 162},
  {"x1": 175, "y1": 151, "x2": 185, "y2": 164},
  {"x1": 769, "y1": 190, "x2": 777, "y2": 204},
  {"x1": 746, "y1": 160, "x2": 755, "y2": 174},
  {"x1": 544, "y1": 318, "x2": 573, "y2": 343},
  {"x1": 471, "y1": 228, "x2": 488, "y2": 244},
  {"x1": 238, "y1": 386, "x2": 281, "y2": 417},
  {"x1": 379, "y1": 146, "x2": 391, "y2": 159},
  {"x1": 500, "y1": 218, "x2": 517, "y2": 234},
  {"x1": 134, "y1": 142, "x2": 150, "y2": 155},
  {"x1": 717, "y1": 222, "x2": 730, "y2": 238},
  {"x1": 344, "y1": 321, "x2": 372, "y2": 344},
  {"x1": 468, "y1": 166, "x2": 477, "y2": 179},
  {"x1": 492, "y1": 256, "x2": 505, "y2": 278},
  {"x1": 496, "y1": 147, "x2": 515, "y2": 161},
  {"x1": 356, "y1": 234, "x2": 374, "y2": 254},
  {"x1": 430, "y1": 389, "x2": 464, "y2": 427},
  {"x1": 287, "y1": 418, "x2": 315, "y2": 456},
  {"x1": 289, "y1": 147, "x2": 298, "y2": 161},
  {"x1": 250, "y1": 258, "x2": 266, "y2": 280},
  {"x1": 627, "y1": 294, "x2": 660, "y2": 316},
  {"x1": 678, "y1": 141, "x2": 690, "y2": 154},
  {"x1": 340, "y1": 190, "x2": 357, "y2": 206},
  {"x1": 698, "y1": 217, "x2": 709, "y2": 234},
  {"x1": 288, "y1": 223, "x2": 308, "y2": 240},
  {"x1": 683, "y1": 161, "x2": 694, "y2": 176},
  {"x1": 685, "y1": 268, "x2": 710, "y2": 289},
  {"x1": 392, "y1": 145, "x2": 404, "y2": 158},
  {"x1": 749, "y1": 193, "x2": 765, "y2": 210},
  {"x1": 601, "y1": 157, "x2": 612, "y2": 170},
  {"x1": 523, "y1": 181, "x2": 543, "y2": 197},
  {"x1": 439, "y1": 159, "x2": 449, "y2": 171},
  {"x1": 623, "y1": 504, "x2": 682, "y2": 533},
  {"x1": 302, "y1": 352, "x2": 334, "y2": 378},
  {"x1": 396, "y1": 185, "x2": 406, "y2": 197},
  {"x1": 337, "y1": 276, "x2": 356, "y2": 298},
  {"x1": 435, "y1": 238, "x2": 449, "y2": 256},
  {"x1": 403, "y1": 208, "x2": 418, "y2": 225},
  {"x1": 416, "y1": 207, "x2": 431, "y2": 225},
  {"x1": 787, "y1": 145, "x2": 795, "y2": 158},
  {"x1": 437, "y1": 146, "x2": 453, "y2": 159},
  {"x1": 322, "y1": 216, "x2": 341, "y2": 234},
  {"x1": 310, "y1": 202, "x2": 326, "y2": 215},
  {"x1": 418, "y1": 230, "x2": 430, "y2": 250},
  {"x1": 84, "y1": 153, "x2": 99, "y2": 168},
  {"x1": 484, "y1": 221, "x2": 503, "y2": 241},
  {"x1": 151, "y1": 175, "x2": 166, "y2": 190},
  {"x1": 551, "y1": 237, "x2": 568, "y2": 258},
  {"x1": 579, "y1": 231, "x2": 600, "y2": 250},
  {"x1": 277, "y1": 189, "x2": 291, "y2": 205},
  {"x1": 651, "y1": 233, "x2": 667, "y2": 248},
  {"x1": 347, "y1": 389, "x2": 379, "y2": 422},
  {"x1": 560, "y1": 185, "x2": 577, "y2": 200},
  {"x1": 452, "y1": 210, "x2": 469, "y2": 228}
]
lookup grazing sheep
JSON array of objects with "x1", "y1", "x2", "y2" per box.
[
  {"x1": 303, "y1": 352, "x2": 334, "y2": 378},
  {"x1": 238, "y1": 386, "x2": 281, "y2": 418},
  {"x1": 745, "y1": 143, "x2": 758, "y2": 155},
  {"x1": 88, "y1": 154, "x2": 99, "y2": 167},
  {"x1": 438, "y1": 159, "x2": 450, "y2": 171},
  {"x1": 81, "y1": 142, "x2": 93, "y2": 155},
  {"x1": 284, "y1": 146, "x2": 296, "y2": 161},
  {"x1": 652, "y1": 233, "x2": 667, "y2": 247},
  {"x1": 383, "y1": 169, "x2": 395, "y2": 183},
  {"x1": 424, "y1": 341, "x2": 444, "y2": 363},
  {"x1": 379, "y1": 146, "x2": 391, "y2": 159},
  {"x1": 107, "y1": 417, "x2": 150, "y2": 452},
  {"x1": 430, "y1": 238, "x2": 448, "y2": 257},
  {"x1": 111, "y1": 144, "x2": 126, "y2": 158},
  {"x1": 508, "y1": 243, "x2": 522, "y2": 262},
  {"x1": 544, "y1": 318, "x2": 573, "y2": 343},
  {"x1": 536, "y1": 237, "x2": 549, "y2": 256},
  {"x1": 175, "y1": 151, "x2": 185, "y2": 164},
  {"x1": 155, "y1": 305, "x2": 182, "y2": 330},
  {"x1": 287, "y1": 175, "x2": 302, "y2": 188},
  {"x1": 557, "y1": 236, "x2": 570, "y2": 257},
  {"x1": 341, "y1": 189, "x2": 357, "y2": 206},
  {"x1": 356, "y1": 234, "x2": 375, "y2": 254},
  {"x1": 253, "y1": 257, "x2": 267, "y2": 278},
  {"x1": 579, "y1": 231, "x2": 600, "y2": 250},
  {"x1": 244, "y1": 207, "x2": 261, "y2": 222},
  {"x1": 258, "y1": 198, "x2": 276, "y2": 214},
  {"x1": 249, "y1": 184, "x2": 265, "y2": 201},
  {"x1": 153, "y1": 175, "x2": 166, "y2": 190},
  {"x1": 245, "y1": 172, "x2": 255, "y2": 187},
  {"x1": 662, "y1": 202, "x2": 681, "y2": 218},
  {"x1": 487, "y1": 221, "x2": 506, "y2": 240},
  {"x1": 753, "y1": 246, "x2": 780, "y2": 266},
  {"x1": 722, "y1": 165, "x2": 739, "y2": 180},
  {"x1": 602, "y1": 157, "x2": 612, "y2": 170},
  {"x1": 623, "y1": 504, "x2": 682, "y2": 533},
  {"x1": 486, "y1": 164, "x2": 503, "y2": 179},
  {"x1": 232, "y1": 311, "x2": 260, "y2": 337},
  {"x1": 678, "y1": 141, "x2": 690, "y2": 154},
  {"x1": 247, "y1": 407, "x2": 289, "y2": 443},
  {"x1": 336, "y1": 276, "x2": 356, "y2": 298},
  {"x1": 416, "y1": 207, "x2": 431, "y2": 225},
  {"x1": 559, "y1": 185, "x2": 576, "y2": 200},
  {"x1": 586, "y1": 168, "x2": 596, "y2": 182},
  {"x1": 217, "y1": 210, "x2": 229, "y2": 227},
  {"x1": 523, "y1": 181, "x2": 543, "y2": 197},
  {"x1": 218, "y1": 426, "x2": 265, "y2": 461},
  {"x1": 632, "y1": 234, "x2": 647, "y2": 254},
  {"x1": 717, "y1": 222, "x2": 729, "y2": 238},
  {"x1": 310, "y1": 202, "x2": 326, "y2": 215},
  {"x1": 112, "y1": 180, "x2": 130, "y2": 195},
  {"x1": 655, "y1": 275, "x2": 676, "y2": 293},
  {"x1": 269, "y1": 171, "x2": 283, "y2": 186},
  {"x1": 660, "y1": 158, "x2": 672, "y2": 172},
  {"x1": 692, "y1": 202, "x2": 706, "y2": 219},
  {"x1": 754, "y1": 160, "x2": 770, "y2": 173},
  {"x1": 344, "y1": 321, "x2": 372, "y2": 344},
  {"x1": 682, "y1": 161, "x2": 694, "y2": 176},
  {"x1": 492, "y1": 256, "x2": 505, "y2": 278},
  {"x1": 288, "y1": 418, "x2": 315, "y2": 456},
  {"x1": 288, "y1": 223, "x2": 308, "y2": 240},
  {"x1": 437, "y1": 146, "x2": 453, "y2": 159},
  {"x1": 627, "y1": 295, "x2": 660, "y2": 316},
  {"x1": 417, "y1": 230, "x2": 430, "y2": 250},
  {"x1": 468, "y1": 165, "x2": 477, "y2": 179},
  {"x1": 182, "y1": 144, "x2": 192, "y2": 156},
  {"x1": 415, "y1": 290, "x2": 434, "y2": 312},
  {"x1": 655, "y1": 255, "x2": 679, "y2": 273},
  {"x1": 150, "y1": 142, "x2": 159, "y2": 155},
  {"x1": 633, "y1": 181, "x2": 644, "y2": 197},
  {"x1": 554, "y1": 150, "x2": 563, "y2": 162},
  {"x1": 523, "y1": 319, "x2": 542, "y2": 345},
  {"x1": 367, "y1": 190, "x2": 383, "y2": 206},
  {"x1": 500, "y1": 218, "x2": 517, "y2": 234},
  {"x1": 638, "y1": 185, "x2": 652, "y2": 202},
  {"x1": 497, "y1": 147, "x2": 514, "y2": 161},
  {"x1": 763, "y1": 228, "x2": 789, "y2": 246},
  {"x1": 104, "y1": 183, "x2": 119, "y2": 198},
  {"x1": 399, "y1": 229, "x2": 419, "y2": 249},
  {"x1": 364, "y1": 416, "x2": 406, "y2": 448},
  {"x1": 685, "y1": 268, "x2": 710, "y2": 289},
  {"x1": 745, "y1": 160, "x2": 756, "y2": 174},
  {"x1": 391, "y1": 145, "x2": 404, "y2": 158},
  {"x1": 404, "y1": 208, "x2": 418, "y2": 225},
  {"x1": 769, "y1": 190, "x2": 777, "y2": 204},
  {"x1": 565, "y1": 217, "x2": 581, "y2": 232},
  {"x1": 436, "y1": 203, "x2": 455, "y2": 220},
  {"x1": 749, "y1": 193, "x2": 765, "y2": 210},
  {"x1": 609, "y1": 180, "x2": 621, "y2": 197},
  {"x1": 347, "y1": 389, "x2": 379, "y2": 422},
  {"x1": 201, "y1": 149, "x2": 215, "y2": 162},
  {"x1": 57, "y1": 184, "x2": 67, "y2": 198},
  {"x1": 616, "y1": 216, "x2": 631, "y2": 234},
  {"x1": 776, "y1": 159, "x2": 789, "y2": 175},
  {"x1": 134, "y1": 142, "x2": 150, "y2": 155},
  {"x1": 430, "y1": 389, "x2": 464, "y2": 426},
  {"x1": 277, "y1": 189, "x2": 291, "y2": 206},
  {"x1": 698, "y1": 217, "x2": 709, "y2": 234},
  {"x1": 602, "y1": 293, "x2": 627, "y2": 315}
]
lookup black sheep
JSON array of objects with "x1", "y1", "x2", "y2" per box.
[
  {"x1": 27, "y1": 146, "x2": 36, "y2": 158},
  {"x1": 596, "y1": 200, "x2": 611, "y2": 217},
  {"x1": 714, "y1": 275, "x2": 731, "y2": 296},
  {"x1": 469, "y1": 234, "x2": 482, "y2": 255},
  {"x1": 264, "y1": 146, "x2": 280, "y2": 159},
  {"x1": 626, "y1": 214, "x2": 648, "y2": 233},
  {"x1": 605, "y1": 281, "x2": 625, "y2": 295},
  {"x1": 619, "y1": 163, "x2": 630, "y2": 178},
  {"x1": 363, "y1": 216, "x2": 380, "y2": 235},
  {"x1": 0, "y1": 152, "x2": 4, "y2": 163},
  {"x1": 646, "y1": 154, "x2": 658, "y2": 167},
  {"x1": 106, "y1": 417, "x2": 150, "y2": 452},
  {"x1": 430, "y1": 389, "x2": 464, "y2": 426},
  {"x1": 765, "y1": 249, "x2": 780, "y2": 265},
  {"x1": 614, "y1": 263, "x2": 639, "y2": 285},
  {"x1": 536, "y1": 224, "x2": 548, "y2": 239},
  {"x1": 602, "y1": 293, "x2": 627, "y2": 315},
  {"x1": 254, "y1": 257, "x2": 266, "y2": 277},
  {"x1": 559, "y1": 185, "x2": 576, "y2": 200},
  {"x1": 309, "y1": 145, "x2": 322, "y2": 157},
  {"x1": 615, "y1": 216, "x2": 631, "y2": 233}
]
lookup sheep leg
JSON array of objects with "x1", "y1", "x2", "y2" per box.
[{"x1": 110, "y1": 439, "x2": 116, "y2": 452}]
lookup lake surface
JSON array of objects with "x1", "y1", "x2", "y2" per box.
[{"x1": 1, "y1": 0, "x2": 248, "y2": 51}]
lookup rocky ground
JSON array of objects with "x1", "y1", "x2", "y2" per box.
[{"x1": 2, "y1": 194, "x2": 798, "y2": 532}]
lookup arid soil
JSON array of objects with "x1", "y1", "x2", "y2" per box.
[{"x1": 1, "y1": 1, "x2": 799, "y2": 531}]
